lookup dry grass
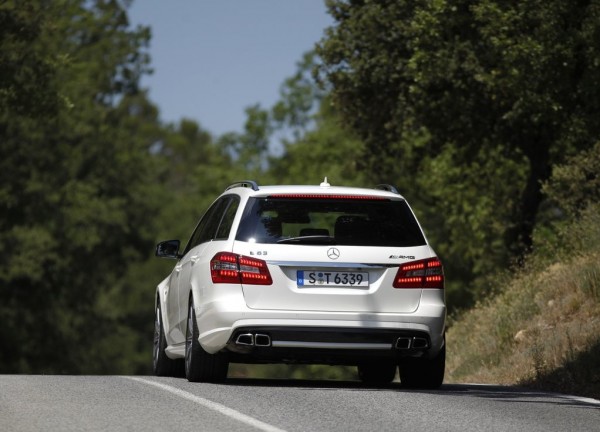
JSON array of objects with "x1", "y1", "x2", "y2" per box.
[{"x1": 446, "y1": 252, "x2": 600, "y2": 399}]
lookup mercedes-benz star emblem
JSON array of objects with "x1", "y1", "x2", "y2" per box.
[{"x1": 327, "y1": 247, "x2": 340, "y2": 260}]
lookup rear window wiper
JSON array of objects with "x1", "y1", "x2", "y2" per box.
[{"x1": 276, "y1": 235, "x2": 336, "y2": 245}]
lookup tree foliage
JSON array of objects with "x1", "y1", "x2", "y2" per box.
[
  {"x1": 268, "y1": 97, "x2": 366, "y2": 187},
  {"x1": 543, "y1": 142, "x2": 600, "y2": 218},
  {"x1": 0, "y1": 0, "x2": 159, "y2": 373},
  {"x1": 316, "y1": 0, "x2": 600, "y2": 304},
  {"x1": 0, "y1": 0, "x2": 261, "y2": 374},
  {"x1": 272, "y1": 61, "x2": 366, "y2": 185}
]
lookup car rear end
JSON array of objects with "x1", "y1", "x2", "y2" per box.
[{"x1": 205, "y1": 184, "x2": 446, "y2": 368}]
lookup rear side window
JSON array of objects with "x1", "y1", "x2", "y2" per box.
[
  {"x1": 184, "y1": 195, "x2": 239, "y2": 254},
  {"x1": 215, "y1": 197, "x2": 239, "y2": 240},
  {"x1": 235, "y1": 197, "x2": 426, "y2": 247}
]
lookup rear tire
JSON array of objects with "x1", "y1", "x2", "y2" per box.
[
  {"x1": 185, "y1": 297, "x2": 229, "y2": 383},
  {"x1": 357, "y1": 362, "x2": 397, "y2": 385},
  {"x1": 153, "y1": 300, "x2": 184, "y2": 377},
  {"x1": 400, "y1": 344, "x2": 445, "y2": 389}
]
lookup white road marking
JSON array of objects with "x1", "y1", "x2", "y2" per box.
[
  {"x1": 464, "y1": 383, "x2": 600, "y2": 405},
  {"x1": 125, "y1": 377, "x2": 287, "y2": 432}
]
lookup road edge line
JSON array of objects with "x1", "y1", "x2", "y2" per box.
[{"x1": 123, "y1": 376, "x2": 287, "y2": 432}]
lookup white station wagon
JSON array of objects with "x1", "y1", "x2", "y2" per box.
[{"x1": 154, "y1": 180, "x2": 446, "y2": 388}]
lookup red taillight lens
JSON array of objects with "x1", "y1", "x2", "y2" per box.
[
  {"x1": 210, "y1": 252, "x2": 239, "y2": 284},
  {"x1": 238, "y1": 255, "x2": 272, "y2": 285},
  {"x1": 393, "y1": 257, "x2": 444, "y2": 289},
  {"x1": 211, "y1": 252, "x2": 272, "y2": 285}
]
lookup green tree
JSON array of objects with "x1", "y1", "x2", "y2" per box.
[
  {"x1": 217, "y1": 52, "x2": 324, "y2": 177},
  {"x1": 316, "y1": 0, "x2": 600, "y2": 305},
  {"x1": 219, "y1": 105, "x2": 273, "y2": 173},
  {"x1": 266, "y1": 52, "x2": 366, "y2": 186},
  {"x1": 153, "y1": 118, "x2": 244, "y2": 243},
  {"x1": 271, "y1": 52, "x2": 327, "y2": 141},
  {"x1": 269, "y1": 95, "x2": 366, "y2": 187},
  {"x1": 0, "y1": 0, "x2": 158, "y2": 373},
  {"x1": 223, "y1": 51, "x2": 364, "y2": 187},
  {"x1": 542, "y1": 142, "x2": 600, "y2": 218}
]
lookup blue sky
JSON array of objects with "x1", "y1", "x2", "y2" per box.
[{"x1": 128, "y1": 1, "x2": 334, "y2": 137}]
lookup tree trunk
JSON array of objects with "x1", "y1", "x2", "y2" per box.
[{"x1": 506, "y1": 146, "x2": 552, "y2": 263}]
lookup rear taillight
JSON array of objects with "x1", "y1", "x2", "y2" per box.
[
  {"x1": 210, "y1": 252, "x2": 239, "y2": 284},
  {"x1": 393, "y1": 257, "x2": 444, "y2": 289},
  {"x1": 211, "y1": 252, "x2": 272, "y2": 285}
]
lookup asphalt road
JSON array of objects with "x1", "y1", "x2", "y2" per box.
[{"x1": 1, "y1": 375, "x2": 598, "y2": 432}]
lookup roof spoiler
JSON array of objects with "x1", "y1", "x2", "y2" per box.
[
  {"x1": 225, "y1": 180, "x2": 259, "y2": 192},
  {"x1": 374, "y1": 184, "x2": 399, "y2": 194}
]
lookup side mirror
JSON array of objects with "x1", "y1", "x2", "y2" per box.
[{"x1": 155, "y1": 240, "x2": 181, "y2": 259}]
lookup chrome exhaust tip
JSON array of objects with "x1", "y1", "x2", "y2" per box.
[
  {"x1": 412, "y1": 337, "x2": 429, "y2": 349},
  {"x1": 235, "y1": 333, "x2": 254, "y2": 346},
  {"x1": 395, "y1": 337, "x2": 412, "y2": 349},
  {"x1": 255, "y1": 334, "x2": 271, "y2": 347}
]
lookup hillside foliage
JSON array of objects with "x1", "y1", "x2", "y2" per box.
[{"x1": 446, "y1": 144, "x2": 600, "y2": 399}]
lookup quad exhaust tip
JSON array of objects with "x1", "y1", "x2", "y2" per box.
[
  {"x1": 395, "y1": 336, "x2": 429, "y2": 350},
  {"x1": 412, "y1": 337, "x2": 429, "y2": 349},
  {"x1": 255, "y1": 334, "x2": 271, "y2": 347},
  {"x1": 395, "y1": 337, "x2": 412, "y2": 349},
  {"x1": 235, "y1": 333, "x2": 254, "y2": 346},
  {"x1": 235, "y1": 333, "x2": 271, "y2": 347}
]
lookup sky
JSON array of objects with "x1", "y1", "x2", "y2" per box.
[{"x1": 128, "y1": 1, "x2": 335, "y2": 137}]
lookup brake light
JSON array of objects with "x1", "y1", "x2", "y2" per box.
[
  {"x1": 393, "y1": 257, "x2": 444, "y2": 289},
  {"x1": 268, "y1": 194, "x2": 387, "y2": 200},
  {"x1": 211, "y1": 252, "x2": 272, "y2": 285}
]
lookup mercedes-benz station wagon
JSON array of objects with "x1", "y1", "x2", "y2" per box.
[{"x1": 153, "y1": 180, "x2": 446, "y2": 388}]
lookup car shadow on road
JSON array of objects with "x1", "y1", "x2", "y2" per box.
[{"x1": 223, "y1": 377, "x2": 600, "y2": 409}]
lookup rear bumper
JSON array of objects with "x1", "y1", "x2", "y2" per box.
[{"x1": 195, "y1": 290, "x2": 446, "y2": 364}]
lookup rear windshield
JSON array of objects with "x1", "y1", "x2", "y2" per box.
[{"x1": 235, "y1": 197, "x2": 426, "y2": 247}]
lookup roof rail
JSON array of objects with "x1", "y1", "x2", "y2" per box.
[
  {"x1": 225, "y1": 180, "x2": 259, "y2": 191},
  {"x1": 374, "y1": 184, "x2": 399, "y2": 194}
]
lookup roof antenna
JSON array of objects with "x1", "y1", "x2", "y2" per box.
[{"x1": 320, "y1": 177, "x2": 330, "y2": 187}]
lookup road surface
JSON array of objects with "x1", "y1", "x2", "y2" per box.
[{"x1": 1, "y1": 375, "x2": 598, "y2": 431}]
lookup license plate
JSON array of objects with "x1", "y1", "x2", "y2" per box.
[{"x1": 297, "y1": 270, "x2": 369, "y2": 287}]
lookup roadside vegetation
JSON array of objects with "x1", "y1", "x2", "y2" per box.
[
  {"x1": 446, "y1": 145, "x2": 600, "y2": 399},
  {"x1": 1, "y1": 0, "x2": 599, "y2": 400}
]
